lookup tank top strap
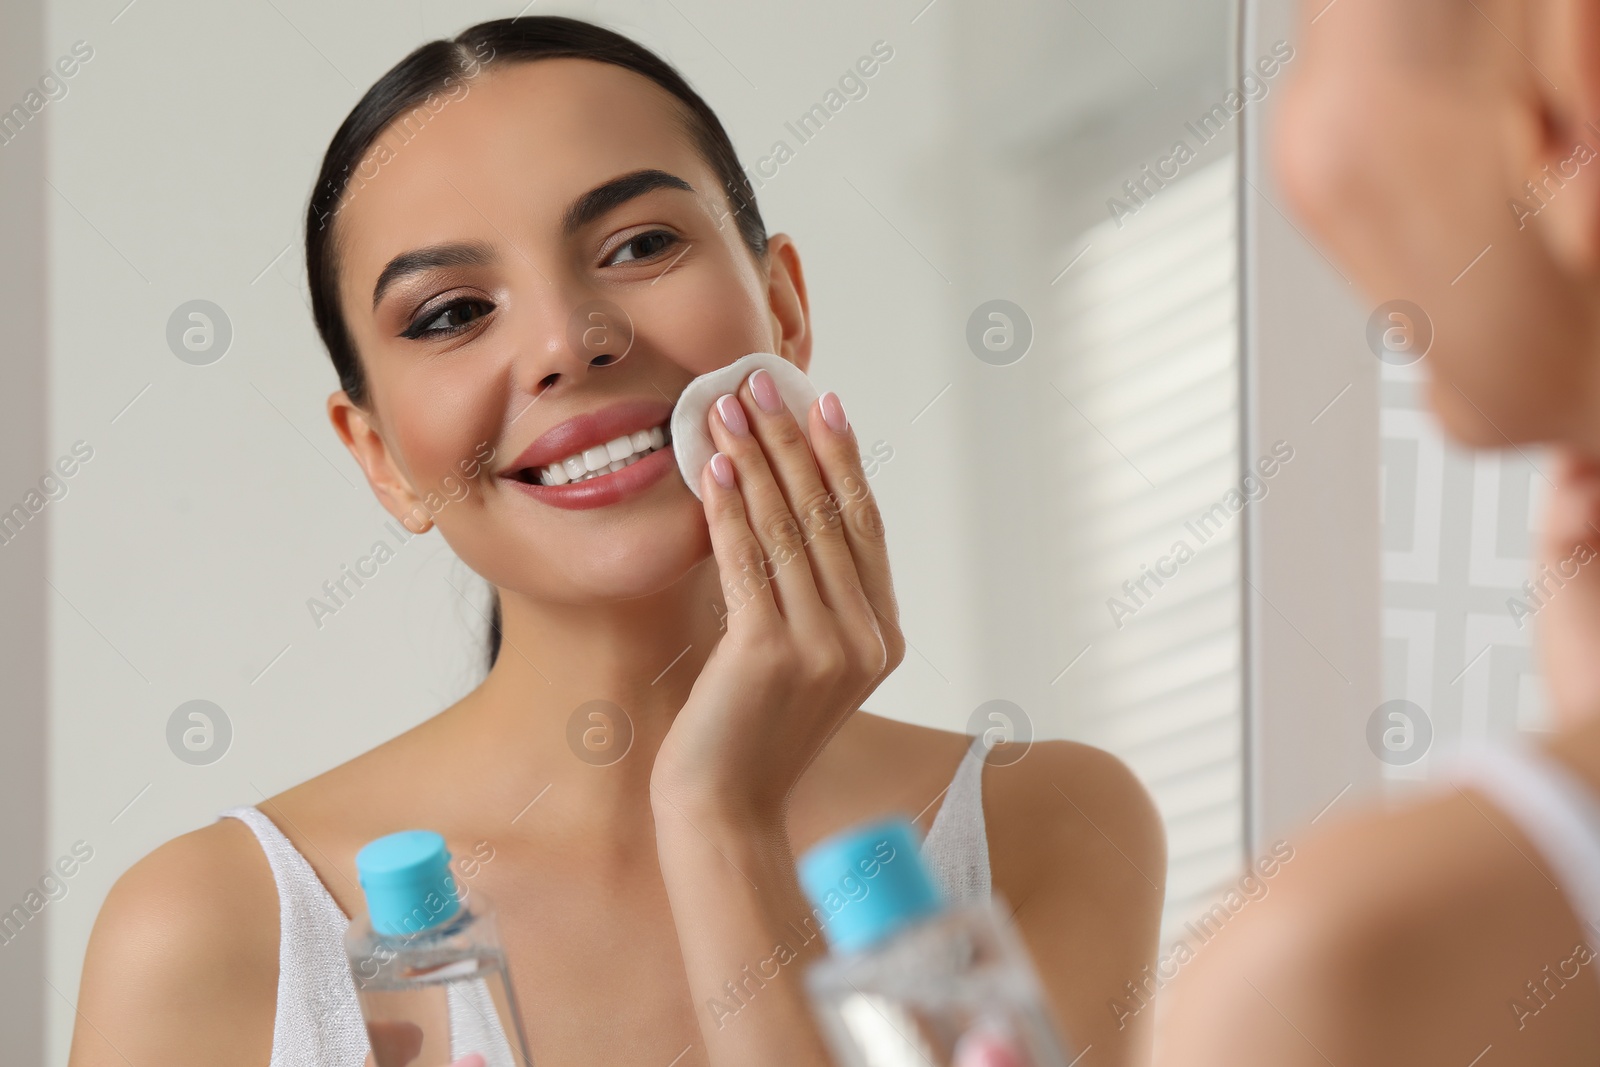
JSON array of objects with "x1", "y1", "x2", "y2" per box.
[
  {"x1": 1452, "y1": 745, "x2": 1600, "y2": 939},
  {"x1": 921, "y1": 737, "x2": 993, "y2": 904},
  {"x1": 218, "y1": 805, "x2": 370, "y2": 1067}
]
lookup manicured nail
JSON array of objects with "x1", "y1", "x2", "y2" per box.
[
  {"x1": 709, "y1": 451, "x2": 735, "y2": 489},
  {"x1": 748, "y1": 368, "x2": 784, "y2": 414},
  {"x1": 820, "y1": 391, "x2": 849, "y2": 434},
  {"x1": 715, "y1": 393, "x2": 749, "y2": 436}
]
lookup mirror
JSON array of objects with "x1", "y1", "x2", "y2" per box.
[{"x1": 8, "y1": 0, "x2": 1251, "y2": 1060}]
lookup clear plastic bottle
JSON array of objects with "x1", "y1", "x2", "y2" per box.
[
  {"x1": 797, "y1": 818, "x2": 1077, "y2": 1067},
  {"x1": 344, "y1": 829, "x2": 535, "y2": 1067}
]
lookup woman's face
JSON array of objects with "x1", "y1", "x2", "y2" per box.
[
  {"x1": 1275, "y1": 0, "x2": 1600, "y2": 448},
  {"x1": 327, "y1": 57, "x2": 810, "y2": 604}
]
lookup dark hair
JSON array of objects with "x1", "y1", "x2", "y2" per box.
[{"x1": 303, "y1": 16, "x2": 769, "y2": 674}]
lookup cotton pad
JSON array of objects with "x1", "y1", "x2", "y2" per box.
[{"x1": 670, "y1": 352, "x2": 821, "y2": 500}]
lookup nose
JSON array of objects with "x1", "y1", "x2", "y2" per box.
[
  {"x1": 512, "y1": 290, "x2": 638, "y2": 396},
  {"x1": 568, "y1": 297, "x2": 637, "y2": 370}
]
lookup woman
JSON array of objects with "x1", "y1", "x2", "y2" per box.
[
  {"x1": 1159, "y1": 0, "x2": 1600, "y2": 1063},
  {"x1": 68, "y1": 16, "x2": 1164, "y2": 1067}
]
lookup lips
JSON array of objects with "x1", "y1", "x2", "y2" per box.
[
  {"x1": 498, "y1": 397, "x2": 684, "y2": 508},
  {"x1": 500, "y1": 398, "x2": 674, "y2": 480}
]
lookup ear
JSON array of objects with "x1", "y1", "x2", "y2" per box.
[
  {"x1": 763, "y1": 233, "x2": 812, "y2": 376},
  {"x1": 325, "y1": 390, "x2": 434, "y2": 534},
  {"x1": 1530, "y1": 0, "x2": 1600, "y2": 272}
]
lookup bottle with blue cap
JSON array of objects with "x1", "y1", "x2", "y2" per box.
[
  {"x1": 798, "y1": 817, "x2": 1075, "y2": 1067},
  {"x1": 344, "y1": 829, "x2": 534, "y2": 1067}
]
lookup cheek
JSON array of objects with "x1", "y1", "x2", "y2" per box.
[
  {"x1": 628, "y1": 251, "x2": 773, "y2": 378},
  {"x1": 390, "y1": 372, "x2": 504, "y2": 494}
]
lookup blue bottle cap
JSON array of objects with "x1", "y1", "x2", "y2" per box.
[
  {"x1": 355, "y1": 830, "x2": 461, "y2": 937},
  {"x1": 798, "y1": 817, "x2": 945, "y2": 955}
]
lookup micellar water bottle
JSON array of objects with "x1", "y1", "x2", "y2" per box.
[
  {"x1": 344, "y1": 829, "x2": 535, "y2": 1067},
  {"x1": 797, "y1": 818, "x2": 1077, "y2": 1067}
]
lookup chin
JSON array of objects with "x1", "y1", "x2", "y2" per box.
[
  {"x1": 553, "y1": 517, "x2": 714, "y2": 605},
  {"x1": 1425, "y1": 365, "x2": 1559, "y2": 450}
]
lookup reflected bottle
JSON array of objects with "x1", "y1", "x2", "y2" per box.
[
  {"x1": 797, "y1": 818, "x2": 1075, "y2": 1067},
  {"x1": 344, "y1": 829, "x2": 535, "y2": 1067}
]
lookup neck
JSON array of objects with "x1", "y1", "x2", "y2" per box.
[
  {"x1": 1550, "y1": 711, "x2": 1600, "y2": 791},
  {"x1": 453, "y1": 556, "x2": 729, "y2": 819}
]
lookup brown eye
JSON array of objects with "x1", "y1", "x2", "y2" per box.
[
  {"x1": 402, "y1": 298, "x2": 493, "y2": 339},
  {"x1": 606, "y1": 230, "x2": 677, "y2": 266}
]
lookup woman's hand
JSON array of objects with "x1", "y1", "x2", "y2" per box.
[
  {"x1": 648, "y1": 367, "x2": 905, "y2": 1067},
  {"x1": 651, "y1": 367, "x2": 906, "y2": 825},
  {"x1": 363, "y1": 1021, "x2": 487, "y2": 1067}
]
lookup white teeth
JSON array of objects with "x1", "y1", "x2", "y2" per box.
[{"x1": 525, "y1": 421, "x2": 673, "y2": 485}]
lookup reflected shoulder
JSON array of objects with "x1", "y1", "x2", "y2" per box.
[
  {"x1": 69, "y1": 818, "x2": 278, "y2": 1067},
  {"x1": 987, "y1": 739, "x2": 1167, "y2": 895}
]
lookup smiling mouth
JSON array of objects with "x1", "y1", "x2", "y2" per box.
[{"x1": 511, "y1": 422, "x2": 674, "y2": 486}]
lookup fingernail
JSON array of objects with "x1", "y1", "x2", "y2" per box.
[
  {"x1": 708, "y1": 451, "x2": 735, "y2": 488},
  {"x1": 715, "y1": 393, "x2": 749, "y2": 436},
  {"x1": 820, "y1": 391, "x2": 849, "y2": 434},
  {"x1": 749, "y1": 368, "x2": 784, "y2": 414}
]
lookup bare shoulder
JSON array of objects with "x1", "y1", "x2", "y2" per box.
[
  {"x1": 831, "y1": 715, "x2": 1166, "y2": 890},
  {"x1": 70, "y1": 817, "x2": 278, "y2": 1067},
  {"x1": 1161, "y1": 787, "x2": 1600, "y2": 1067},
  {"x1": 979, "y1": 740, "x2": 1166, "y2": 1067},
  {"x1": 985, "y1": 738, "x2": 1166, "y2": 896}
]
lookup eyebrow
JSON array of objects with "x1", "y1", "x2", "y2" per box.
[
  {"x1": 562, "y1": 168, "x2": 694, "y2": 236},
  {"x1": 371, "y1": 168, "x2": 697, "y2": 310}
]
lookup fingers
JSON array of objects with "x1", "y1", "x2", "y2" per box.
[
  {"x1": 803, "y1": 391, "x2": 905, "y2": 673},
  {"x1": 698, "y1": 371, "x2": 903, "y2": 681},
  {"x1": 704, "y1": 389, "x2": 825, "y2": 622},
  {"x1": 365, "y1": 1019, "x2": 424, "y2": 1066},
  {"x1": 734, "y1": 369, "x2": 867, "y2": 618},
  {"x1": 699, "y1": 444, "x2": 785, "y2": 632}
]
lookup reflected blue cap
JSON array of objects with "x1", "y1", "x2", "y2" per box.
[
  {"x1": 797, "y1": 817, "x2": 945, "y2": 955},
  {"x1": 355, "y1": 830, "x2": 461, "y2": 936}
]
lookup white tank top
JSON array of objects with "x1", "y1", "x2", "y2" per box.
[
  {"x1": 218, "y1": 740, "x2": 994, "y2": 1067},
  {"x1": 1453, "y1": 742, "x2": 1600, "y2": 939}
]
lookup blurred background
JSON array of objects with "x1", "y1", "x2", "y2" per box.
[{"x1": 6, "y1": 0, "x2": 1540, "y2": 1061}]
